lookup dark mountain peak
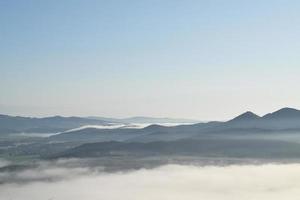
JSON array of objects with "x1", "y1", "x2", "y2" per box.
[
  {"x1": 143, "y1": 124, "x2": 165, "y2": 131},
  {"x1": 44, "y1": 115, "x2": 64, "y2": 120},
  {"x1": 275, "y1": 107, "x2": 300, "y2": 114},
  {"x1": 229, "y1": 111, "x2": 260, "y2": 122},
  {"x1": 263, "y1": 107, "x2": 300, "y2": 119}
]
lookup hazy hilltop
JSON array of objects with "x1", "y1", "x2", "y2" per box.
[
  {"x1": 87, "y1": 116, "x2": 200, "y2": 124},
  {"x1": 225, "y1": 107, "x2": 300, "y2": 130},
  {"x1": 3, "y1": 107, "x2": 300, "y2": 160},
  {"x1": 0, "y1": 114, "x2": 198, "y2": 135},
  {"x1": 3, "y1": 107, "x2": 300, "y2": 169},
  {"x1": 2, "y1": 107, "x2": 299, "y2": 137},
  {"x1": 49, "y1": 107, "x2": 300, "y2": 143},
  {"x1": 0, "y1": 115, "x2": 111, "y2": 134},
  {"x1": 52, "y1": 107, "x2": 300, "y2": 159}
]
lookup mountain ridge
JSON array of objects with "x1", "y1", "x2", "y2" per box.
[
  {"x1": 263, "y1": 107, "x2": 300, "y2": 119},
  {"x1": 50, "y1": 107, "x2": 300, "y2": 143},
  {"x1": 0, "y1": 114, "x2": 112, "y2": 134},
  {"x1": 87, "y1": 116, "x2": 200, "y2": 124},
  {"x1": 229, "y1": 111, "x2": 260, "y2": 122},
  {"x1": 2, "y1": 107, "x2": 300, "y2": 136}
]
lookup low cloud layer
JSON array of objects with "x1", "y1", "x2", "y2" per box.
[
  {"x1": 1, "y1": 163, "x2": 300, "y2": 200},
  {"x1": 63, "y1": 122, "x2": 195, "y2": 133}
]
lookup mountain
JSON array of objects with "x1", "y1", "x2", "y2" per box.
[
  {"x1": 0, "y1": 114, "x2": 112, "y2": 134},
  {"x1": 50, "y1": 107, "x2": 300, "y2": 160},
  {"x1": 222, "y1": 107, "x2": 300, "y2": 130},
  {"x1": 87, "y1": 116, "x2": 200, "y2": 124},
  {"x1": 2, "y1": 107, "x2": 298, "y2": 140},
  {"x1": 229, "y1": 111, "x2": 260, "y2": 122},
  {"x1": 54, "y1": 138, "x2": 300, "y2": 159},
  {"x1": 50, "y1": 107, "x2": 300, "y2": 143},
  {"x1": 4, "y1": 107, "x2": 300, "y2": 161},
  {"x1": 263, "y1": 107, "x2": 300, "y2": 119}
]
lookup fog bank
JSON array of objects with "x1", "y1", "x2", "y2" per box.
[{"x1": 1, "y1": 163, "x2": 300, "y2": 200}]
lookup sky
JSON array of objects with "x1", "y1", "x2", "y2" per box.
[{"x1": 1, "y1": 0, "x2": 300, "y2": 120}]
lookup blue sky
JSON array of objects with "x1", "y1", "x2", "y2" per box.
[{"x1": 1, "y1": 0, "x2": 300, "y2": 120}]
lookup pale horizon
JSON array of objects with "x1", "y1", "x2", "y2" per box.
[{"x1": 1, "y1": 106, "x2": 300, "y2": 122}]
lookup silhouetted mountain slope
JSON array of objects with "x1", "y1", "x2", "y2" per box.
[
  {"x1": 229, "y1": 111, "x2": 260, "y2": 122},
  {"x1": 263, "y1": 107, "x2": 300, "y2": 119},
  {"x1": 54, "y1": 138, "x2": 300, "y2": 159},
  {"x1": 50, "y1": 108, "x2": 300, "y2": 143},
  {"x1": 223, "y1": 107, "x2": 300, "y2": 130},
  {"x1": 87, "y1": 116, "x2": 199, "y2": 124},
  {"x1": 50, "y1": 128, "x2": 143, "y2": 142},
  {"x1": 50, "y1": 122, "x2": 224, "y2": 142},
  {"x1": 0, "y1": 114, "x2": 111, "y2": 134}
]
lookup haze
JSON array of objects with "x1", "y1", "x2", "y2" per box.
[{"x1": 1, "y1": 0, "x2": 300, "y2": 120}]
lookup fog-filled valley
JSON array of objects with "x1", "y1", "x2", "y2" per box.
[
  {"x1": 2, "y1": 108, "x2": 300, "y2": 199},
  {"x1": 1, "y1": 159, "x2": 300, "y2": 200}
]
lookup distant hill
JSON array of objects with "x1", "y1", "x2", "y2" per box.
[
  {"x1": 229, "y1": 111, "x2": 260, "y2": 122},
  {"x1": 0, "y1": 114, "x2": 112, "y2": 134},
  {"x1": 263, "y1": 107, "x2": 300, "y2": 119},
  {"x1": 225, "y1": 107, "x2": 300, "y2": 130},
  {"x1": 54, "y1": 138, "x2": 300, "y2": 159},
  {"x1": 51, "y1": 107, "x2": 300, "y2": 143},
  {"x1": 4, "y1": 107, "x2": 300, "y2": 138},
  {"x1": 4, "y1": 107, "x2": 300, "y2": 161},
  {"x1": 87, "y1": 116, "x2": 200, "y2": 124},
  {"x1": 51, "y1": 107, "x2": 300, "y2": 159}
]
